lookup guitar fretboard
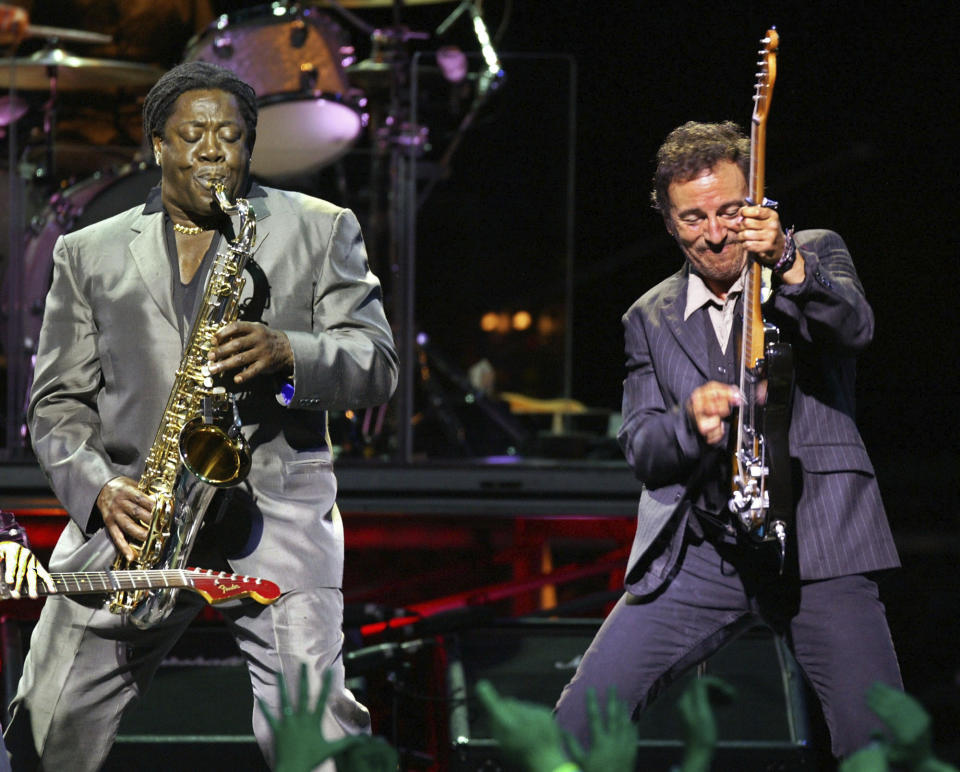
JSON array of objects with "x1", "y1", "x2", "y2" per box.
[{"x1": 47, "y1": 569, "x2": 196, "y2": 596}]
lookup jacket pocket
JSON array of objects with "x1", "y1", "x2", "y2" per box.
[
  {"x1": 281, "y1": 454, "x2": 335, "y2": 500},
  {"x1": 797, "y1": 442, "x2": 875, "y2": 475}
]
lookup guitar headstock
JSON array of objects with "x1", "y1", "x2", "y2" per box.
[
  {"x1": 184, "y1": 568, "x2": 282, "y2": 605},
  {"x1": 752, "y1": 28, "x2": 779, "y2": 127}
]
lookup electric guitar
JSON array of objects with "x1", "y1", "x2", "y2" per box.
[
  {"x1": 0, "y1": 566, "x2": 282, "y2": 605},
  {"x1": 728, "y1": 28, "x2": 796, "y2": 571}
]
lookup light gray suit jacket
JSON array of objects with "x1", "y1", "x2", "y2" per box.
[
  {"x1": 618, "y1": 230, "x2": 899, "y2": 596},
  {"x1": 28, "y1": 185, "x2": 398, "y2": 591}
]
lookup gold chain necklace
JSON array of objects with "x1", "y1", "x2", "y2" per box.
[{"x1": 173, "y1": 223, "x2": 205, "y2": 236}]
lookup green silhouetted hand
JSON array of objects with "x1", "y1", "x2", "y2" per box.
[
  {"x1": 475, "y1": 679, "x2": 571, "y2": 772},
  {"x1": 840, "y1": 742, "x2": 890, "y2": 772},
  {"x1": 565, "y1": 687, "x2": 638, "y2": 772},
  {"x1": 864, "y1": 682, "x2": 958, "y2": 772},
  {"x1": 334, "y1": 735, "x2": 399, "y2": 772},
  {"x1": 676, "y1": 675, "x2": 736, "y2": 772},
  {"x1": 259, "y1": 664, "x2": 395, "y2": 772}
]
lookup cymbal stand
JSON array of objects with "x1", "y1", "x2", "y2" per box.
[
  {"x1": 385, "y1": 37, "x2": 428, "y2": 465},
  {"x1": 2, "y1": 39, "x2": 64, "y2": 455},
  {"x1": 394, "y1": 4, "x2": 503, "y2": 462},
  {"x1": 327, "y1": 1, "x2": 504, "y2": 462},
  {"x1": 38, "y1": 42, "x2": 59, "y2": 184},
  {"x1": 3, "y1": 42, "x2": 26, "y2": 455},
  {"x1": 416, "y1": 2, "x2": 503, "y2": 208}
]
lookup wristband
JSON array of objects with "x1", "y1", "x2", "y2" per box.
[{"x1": 773, "y1": 226, "x2": 797, "y2": 275}]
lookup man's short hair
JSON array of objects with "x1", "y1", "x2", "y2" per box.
[
  {"x1": 650, "y1": 121, "x2": 750, "y2": 222},
  {"x1": 142, "y1": 61, "x2": 258, "y2": 152}
]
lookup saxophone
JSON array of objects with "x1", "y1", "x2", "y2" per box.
[{"x1": 108, "y1": 183, "x2": 255, "y2": 628}]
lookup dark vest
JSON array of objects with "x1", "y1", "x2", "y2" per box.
[{"x1": 690, "y1": 300, "x2": 741, "y2": 531}]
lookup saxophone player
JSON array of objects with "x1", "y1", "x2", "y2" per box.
[{"x1": 5, "y1": 61, "x2": 398, "y2": 770}]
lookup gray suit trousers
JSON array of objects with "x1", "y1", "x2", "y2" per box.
[
  {"x1": 4, "y1": 588, "x2": 369, "y2": 771},
  {"x1": 554, "y1": 534, "x2": 902, "y2": 759}
]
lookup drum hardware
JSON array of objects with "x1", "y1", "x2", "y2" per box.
[
  {"x1": 289, "y1": 0, "x2": 506, "y2": 460},
  {"x1": 0, "y1": 22, "x2": 154, "y2": 454},
  {"x1": 1, "y1": 163, "x2": 162, "y2": 451},
  {"x1": 184, "y1": 4, "x2": 368, "y2": 182},
  {"x1": 0, "y1": 94, "x2": 26, "y2": 127},
  {"x1": 314, "y1": 0, "x2": 458, "y2": 7}
]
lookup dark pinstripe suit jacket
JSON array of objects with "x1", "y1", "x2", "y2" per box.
[{"x1": 617, "y1": 229, "x2": 899, "y2": 596}]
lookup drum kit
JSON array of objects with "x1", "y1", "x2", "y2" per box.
[{"x1": 0, "y1": 0, "x2": 504, "y2": 452}]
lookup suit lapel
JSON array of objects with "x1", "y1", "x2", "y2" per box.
[
  {"x1": 127, "y1": 190, "x2": 273, "y2": 333},
  {"x1": 663, "y1": 269, "x2": 710, "y2": 380},
  {"x1": 128, "y1": 212, "x2": 178, "y2": 330}
]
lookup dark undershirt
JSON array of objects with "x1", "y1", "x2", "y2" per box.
[{"x1": 162, "y1": 216, "x2": 221, "y2": 344}]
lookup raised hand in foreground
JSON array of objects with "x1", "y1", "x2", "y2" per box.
[
  {"x1": 841, "y1": 682, "x2": 958, "y2": 772},
  {"x1": 565, "y1": 687, "x2": 638, "y2": 772},
  {"x1": 259, "y1": 664, "x2": 397, "y2": 772},
  {"x1": 475, "y1": 679, "x2": 571, "y2": 772},
  {"x1": 676, "y1": 675, "x2": 736, "y2": 772}
]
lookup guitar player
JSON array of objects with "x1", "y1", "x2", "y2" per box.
[{"x1": 553, "y1": 121, "x2": 902, "y2": 762}]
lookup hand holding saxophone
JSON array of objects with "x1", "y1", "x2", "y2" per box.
[
  {"x1": 208, "y1": 321, "x2": 294, "y2": 385},
  {"x1": 97, "y1": 476, "x2": 154, "y2": 562}
]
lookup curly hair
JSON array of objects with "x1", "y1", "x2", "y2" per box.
[
  {"x1": 143, "y1": 61, "x2": 258, "y2": 152},
  {"x1": 650, "y1": 121, "x2": 750, "y2": 222}
]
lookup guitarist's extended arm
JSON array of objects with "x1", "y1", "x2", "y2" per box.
[{"x1": 619, "y1": 302, "x2": 711, "y2": 488}]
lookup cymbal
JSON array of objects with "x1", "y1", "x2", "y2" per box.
[
  {"x1": 0, "y1": 49, "x2": 165, "y2": 91},
  {"x1": 312, "y1": 0, "x2": 456, "y2": 7},
  {"x1": 25, "y1": 24, "x2": 112, "y2": 45}
]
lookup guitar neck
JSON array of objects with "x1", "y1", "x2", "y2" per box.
[
  {"x1": 45, "y1": 569, "x2": 195, "y2": 596},
  {"x1": 741, "y1": 30, "x2": 778, "y2": 380},
  {"x1": 735, "y1": 29, "x2": 779, "y2": 452},
  {"x1": 1, "y1": 567, "x2": 282, "y2": 606}
]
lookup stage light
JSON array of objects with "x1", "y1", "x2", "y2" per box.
[
  {"x1": 512, "y1": 310, "x2": 532, "y2": 331},
  {"x1": 480, "y1": 312, "x2": 499, "y2": 332}
]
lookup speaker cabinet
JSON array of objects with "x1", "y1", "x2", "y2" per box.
[
  {"x1": 444, "y1": 618, "x2": 815, "y2": 771},
  {"x1": 105, "y1": 625, "x2": 268, "y2": 771}
]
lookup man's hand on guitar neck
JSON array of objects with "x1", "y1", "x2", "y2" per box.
[
  {"x1": 686, "y1": 382, "x2": 742, "y2": 446},
  {"x1": 0, "y1": 541, "x2": 55, "y2": 599},
  {"x1": 737, "y1": 203, "x2": 805, "y2": 284}
]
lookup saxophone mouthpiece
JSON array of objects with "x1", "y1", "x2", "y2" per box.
[{"x1": 209, "y1": 182, "x2": 232, "y2": 214}]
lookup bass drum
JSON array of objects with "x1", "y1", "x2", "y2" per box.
[
  {"x1": 7, "y1": 164, "x2": 161, "y2": 435},
  {"x1": 184, "y1": 4, "x2": 365, "y2": 182}
]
